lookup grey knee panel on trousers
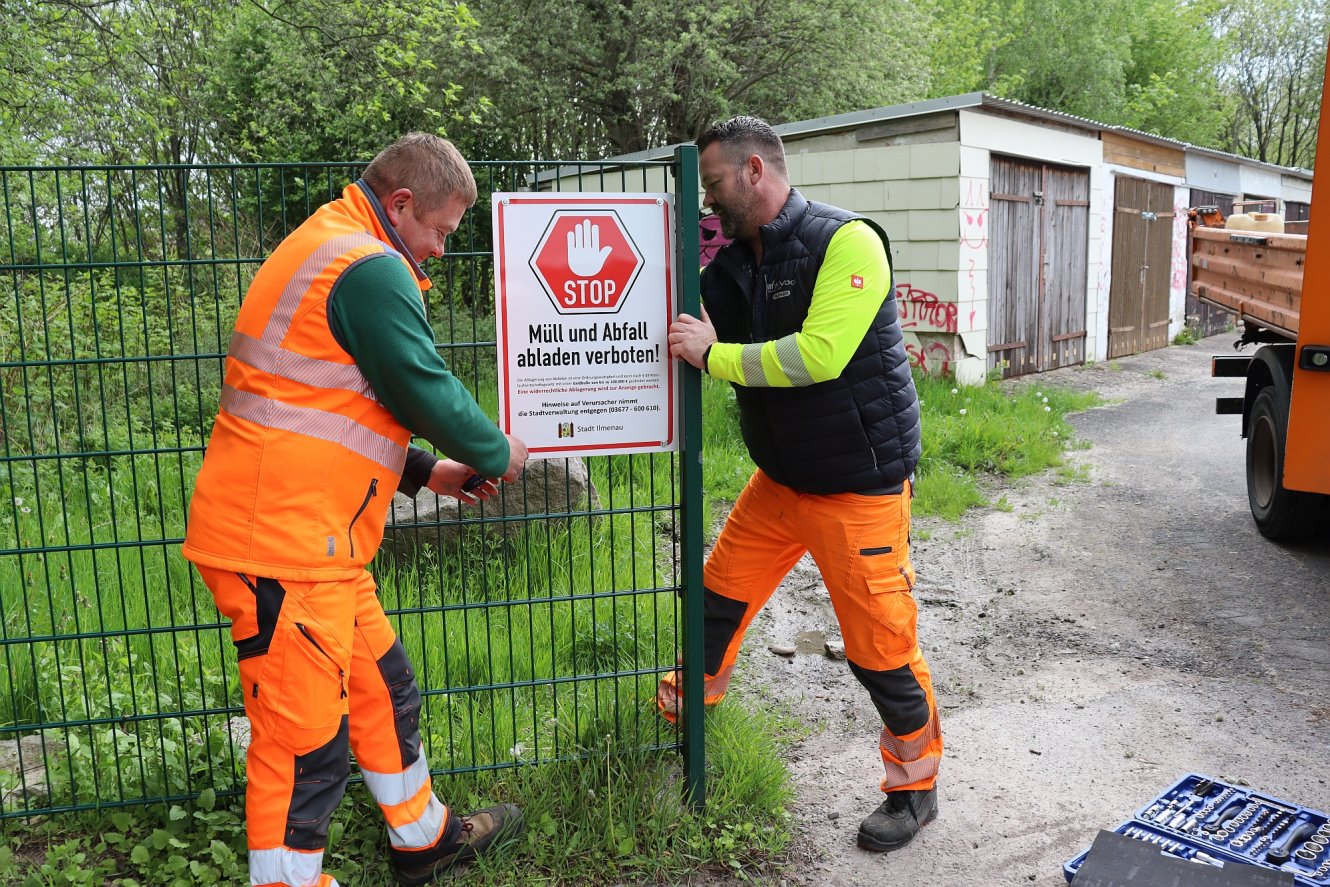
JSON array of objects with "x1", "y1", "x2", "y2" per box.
[
  {"x1": 375, "y1": 639, "x2": 424, "y2": 769},
  {"x1": 286, "y1": 715, "x2": 351, "y2": 850},
  {"x1": 848, "y1": 660, "x2": 930, "y2": 736}
]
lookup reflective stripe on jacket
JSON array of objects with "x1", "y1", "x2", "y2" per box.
[{"x1": 183, "y1": 183, "x2": 424, "y2": 580}]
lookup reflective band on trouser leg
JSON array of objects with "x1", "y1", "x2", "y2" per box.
[
  {"x1": 656, "y1": 470, "x2": 808, "y2": 723},
  {"x1": 362, "y1": 754, "x2": 448, "y2": 849},
  {"x1": 249, "y1": 850, "x2": 338, "y2": 887},
  {"x1": 879, "y1": 685, "x2": 943, "y2": 790},
  {"x1": 347, "y1": 574, "x2": 459, "y2": 857},
  {"x1": 802, "y1": 481, "x2": 942, "y2": 792},
  {"x1": 848, "y1": 655, "x2": 942, "y2": 791},
  {"x1": 655, "y1": 662, "x2": 734, "y2": 724}
]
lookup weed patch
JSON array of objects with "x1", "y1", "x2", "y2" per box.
[
  {"x1": 2, "y1": 703, "x2": 796, "y2": 886},
  {"x1": 913, "y1": 373, "x2": 1101, "y2": 520}
]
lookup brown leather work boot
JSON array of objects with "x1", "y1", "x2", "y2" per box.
[
  {"x1": 391, "y1": 803, "x2": 524, "y2": 885},
  {"x1": 857, "y1": 787, "x2": 937, "y2": 852}
]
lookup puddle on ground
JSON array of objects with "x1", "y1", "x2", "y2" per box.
[{"x1": 794, "y1": 630, "x2": 825, "y2": 655}]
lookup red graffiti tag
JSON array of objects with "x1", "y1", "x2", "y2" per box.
[
  {"x1": 896, "y1": 284, "x2": 959, "y2": 334},
  {"x1": 906, "y1": 340, "x2": 955, "y2": 376}
]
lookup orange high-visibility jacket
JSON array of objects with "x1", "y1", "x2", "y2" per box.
[{"x1": 183, "y1": 183, "x2": 428, "y2": 580}]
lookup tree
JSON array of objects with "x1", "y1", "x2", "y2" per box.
[
  {"x1": 1, "y1": 0, "x2": 230, "y2": 167},
  {"x1": 923, "y1": 0, "x2": 1231, "y2": 145},
  {"x1": 1116, "y1": 0, "x2": 1229, "y2": 145},
  {"x1": 207, "y1": 0, "x2": 487, "y2": 163},
  {"x1": 921, "y1": 0, "x2": 1021, "y2": 100},
  {"x1": 1213, "y1": 0, "x2": 1326, "y2": 168},
  {"x1": 460, "y1": 0, "x2": 932, "y2": 158},
  {"x1": 1, "y1": 0, "x2": 238, "y2": 259}
]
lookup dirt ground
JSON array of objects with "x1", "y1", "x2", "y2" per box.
[{"x1": 724, "y1": 333, "x2": 1330, "y2": 886}]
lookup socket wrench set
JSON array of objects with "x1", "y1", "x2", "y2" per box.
[{"x1": 1064, "y1": 773, "x2": 1330, "y2": 885}]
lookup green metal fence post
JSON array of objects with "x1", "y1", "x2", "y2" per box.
[{"x1": 672, "y1": 144, "x2": 705, "y2": 808}]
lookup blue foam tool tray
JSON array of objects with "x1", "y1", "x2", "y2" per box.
[{"x1": 1063, "y1": 774, "x2": 1330, "y2": 887}]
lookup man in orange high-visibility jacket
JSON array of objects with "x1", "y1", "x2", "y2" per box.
[
  {"x1": 183, "y1": 133, "x2": 528, "y2": 887},
  {"x1": 664, "y1": 117, "x2": 942, "y2": 854}
]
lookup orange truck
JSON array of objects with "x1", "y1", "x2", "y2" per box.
[{"x1": 1188, "y1": 49, "x2": 1330, "y2": 540}]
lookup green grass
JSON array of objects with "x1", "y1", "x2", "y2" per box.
[
  {"x1": 1, "y1": 701, "x2": 796, "y2": 886},
  {"x1": 1171, "y1": 324, "x2": 1201, "y2": 346},
  {"x1": 912, "y1": 372, "x2": 1100, "y2": 520}
]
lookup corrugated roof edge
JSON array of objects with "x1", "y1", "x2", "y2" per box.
[{"x1": 534, "y1": 92, "x2": 1312, "y2": 183}]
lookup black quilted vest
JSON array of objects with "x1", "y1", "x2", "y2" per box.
[{"x1": 702, "y1": 189, "x2": 921, "y2": 494}]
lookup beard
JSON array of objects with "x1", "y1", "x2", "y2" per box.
[
  {"x1": 717, "y1": 209, "x2": 741, "y2": 240},
  {"x1": 713, "y1": 185, "x2": 761, "y2": 241}
]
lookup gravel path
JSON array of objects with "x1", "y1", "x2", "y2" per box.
[{"x1": 724, "y1": 334, "x2": 1330, "y2": 886}]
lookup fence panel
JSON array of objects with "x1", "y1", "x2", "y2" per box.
[{"x1": 0, "y1": 157, "x2": 699, "y2": 817}]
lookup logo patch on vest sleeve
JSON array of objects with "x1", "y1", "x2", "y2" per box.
[{"x1": 850, "y1": 274, "x2": 864, "y2": 289}]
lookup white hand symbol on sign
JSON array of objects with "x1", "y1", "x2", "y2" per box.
[{"x1": 566, "y1": 219, "x2": 613, "y2": 276}]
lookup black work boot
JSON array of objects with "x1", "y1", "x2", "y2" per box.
[
  {"x1": 391, "y1": 803, "x2": 524, "y2": 885},
  {"x1": 857, "y1": 787, "x2": 937, "y2": 852}
]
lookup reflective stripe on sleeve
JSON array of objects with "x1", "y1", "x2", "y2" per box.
[
  {"x1": 220, "y1": 385, "x2": 407, "y2": 474},
  {"x1": 773, "y1": 333, "x2": 813, "y2": 386},
  {"x1": 741, "y1": 343, "x2": 767, "y2": 387}
]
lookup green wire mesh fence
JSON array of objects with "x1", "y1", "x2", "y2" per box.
[{"x1": 0, "y1": 156, "x2": 702, "y2": 818}]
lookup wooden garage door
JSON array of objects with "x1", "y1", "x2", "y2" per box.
[
  {"x1": 987, "y1": 156, "x2": 1090, "y2": 378},
  {"x1": 1187, "y1": 188, "x2": 1236, "y2": 338},
  {"x1": 1108, "y1": 176, "x2": 1175, "y2": 358}
]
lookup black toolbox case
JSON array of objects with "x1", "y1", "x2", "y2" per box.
[{"x1": 1063, "y1": 773, "x2": 1330, "y2": 886}]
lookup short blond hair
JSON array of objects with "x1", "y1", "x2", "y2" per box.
[{"x1": 362, "y1": 133, "x2": 477, "y2": 213}]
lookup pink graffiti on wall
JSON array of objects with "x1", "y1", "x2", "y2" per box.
[
  {"x1": 1097, "y1": 208, "x2": 1111, "y2": 300},
  {"x1": 960, "y1": 208, "x2": 988, "y2": 251},
  {"x1": 906, "y1": 339, "x2": 955, "y2": 376},
  {"x1": 896, "y1": 283, "x2": 959, "y2": 334},
  {"x1": 1170, "y1": 191, "x2": 1188, "y2": 296},
  {"x1": 960, "y1": 178, "x2": 989, "y2": 251},
  {"x1": 960, "y1": 177, "x2": 989, "y2": 300}
]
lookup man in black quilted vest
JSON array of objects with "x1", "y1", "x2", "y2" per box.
[{"x1": 662, "y1": 115, "x2": 942, "y2": 853}]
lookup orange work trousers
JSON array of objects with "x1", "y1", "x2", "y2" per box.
[
  {"x1": 674, "y1": 469, "x2": 942, "y2": 791},
  {"x1": 197, "y1": 566, "x2": 462, "y2": 887}
]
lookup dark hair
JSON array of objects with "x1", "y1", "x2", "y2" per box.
[
  {"x1": 696, "y1": 116, "x2": 787, "y2": 176},
  {"x1": 362, "y1": 133, "x2": 477, "y2": 214}
]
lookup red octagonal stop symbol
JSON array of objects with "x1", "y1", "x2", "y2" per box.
[{"x1": 528, "y1": 210, "x2": 644, "y2": 315}]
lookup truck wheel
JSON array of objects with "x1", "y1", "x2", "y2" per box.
[{"x1": 1246, "y1": 385, "x2": 1320, "y2": 539}]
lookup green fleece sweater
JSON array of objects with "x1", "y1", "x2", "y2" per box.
[{"x1": 327, "y1": 253, "x2": 508, "y2": 491}]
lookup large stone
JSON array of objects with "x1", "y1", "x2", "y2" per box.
[
  {"x1": 0, "y1": 733, "x2": 57, "y2": 808},
  {"x1": 384, "y1": 457, "x2": 598, "y2": 560}
]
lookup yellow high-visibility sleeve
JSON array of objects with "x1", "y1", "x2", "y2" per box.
[{"x1": 706, "y1": 221, "x2": 890, "y2": 387}]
